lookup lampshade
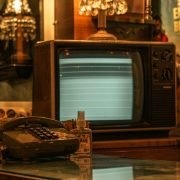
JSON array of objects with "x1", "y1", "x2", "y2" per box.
[{"x1": 79, "y1": 0, "x2": 128, "y2": 40}]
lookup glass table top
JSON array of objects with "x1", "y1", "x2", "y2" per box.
[{"x1": 0, "y1": 154, "x2": 179, "y2": 180}]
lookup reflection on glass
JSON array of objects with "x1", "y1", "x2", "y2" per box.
[{"x1": 93, "y1": 167, "x2": 133, "y2": 180}]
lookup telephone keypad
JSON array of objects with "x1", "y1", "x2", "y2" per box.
[{"x1": 28, "y1": 126, "x2": 59, "y2": 140}]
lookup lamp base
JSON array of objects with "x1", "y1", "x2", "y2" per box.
[{"x1": 88, "y1": 30, "x2": 117, "y2": 40}]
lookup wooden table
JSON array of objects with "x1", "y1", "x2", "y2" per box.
[{"x1": 93, "y1": 137, "x2": 180, "y2": 161}]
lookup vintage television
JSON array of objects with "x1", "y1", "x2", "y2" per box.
[{"x1": 32, "y1": 40, "x2": 176, "y2": 140}]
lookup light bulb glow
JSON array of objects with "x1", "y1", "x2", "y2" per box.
[{"x1": 12, "y1": 0, "x2": 22, "y2": 14}]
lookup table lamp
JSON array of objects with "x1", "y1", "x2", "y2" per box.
[
  {"x1": 79, "y1": 0, "x2": 128, "y2": 40},
  {"x1": 0, "y1": 0, "x2": 36, "y2": 64}
]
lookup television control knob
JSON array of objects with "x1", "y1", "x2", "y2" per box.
[
  {"x1": 161, "y1": 68, "x2": 172, "y2": 81},
  {"x1": 153, "y1": 51, "x2": 159, "y2": 59},
  {"x1": 161, "y1": 50, "x2": 172, "y2": 61}
]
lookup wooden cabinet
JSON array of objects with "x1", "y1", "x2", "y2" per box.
[
  {"x1": 54, "y1": 0, "x2": 74, "y2": 39},
  {"x1": 43, "y1": 0, "x2": 74, "y2": 40}
]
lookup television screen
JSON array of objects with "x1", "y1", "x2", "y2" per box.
[
  {"x1": 58, "y1": 50, "x2": 143, "y2": 127},
  {"x1": 60, "y1": 56, "x2": 133, "y2": 121}
]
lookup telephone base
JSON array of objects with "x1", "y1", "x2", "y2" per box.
[
  {"x1": 0, "y1": 145, "x2": 71, "y2": 164},
  {"x1": 1, "y1": 116, "x2": 80, "y2": 160}
]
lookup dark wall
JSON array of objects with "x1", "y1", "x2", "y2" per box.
[{"x1": 152, "y1": 0, "x2": 161, "y2": 17}]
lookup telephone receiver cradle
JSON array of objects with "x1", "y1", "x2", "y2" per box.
[{"x1": 0, "y1": 116, "x2": 80, "y2": 160}]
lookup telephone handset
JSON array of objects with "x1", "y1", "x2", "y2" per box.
[
  {"x1": 1, "y1": 116, "x2": 64, "y2": 131},
  {"x1": 1, "y1": 116, "x2": 80, "y2": 160}
]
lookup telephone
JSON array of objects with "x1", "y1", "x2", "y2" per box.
[{"x1": 0, "y1": 116, "x2": 80, "y2": 160}]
